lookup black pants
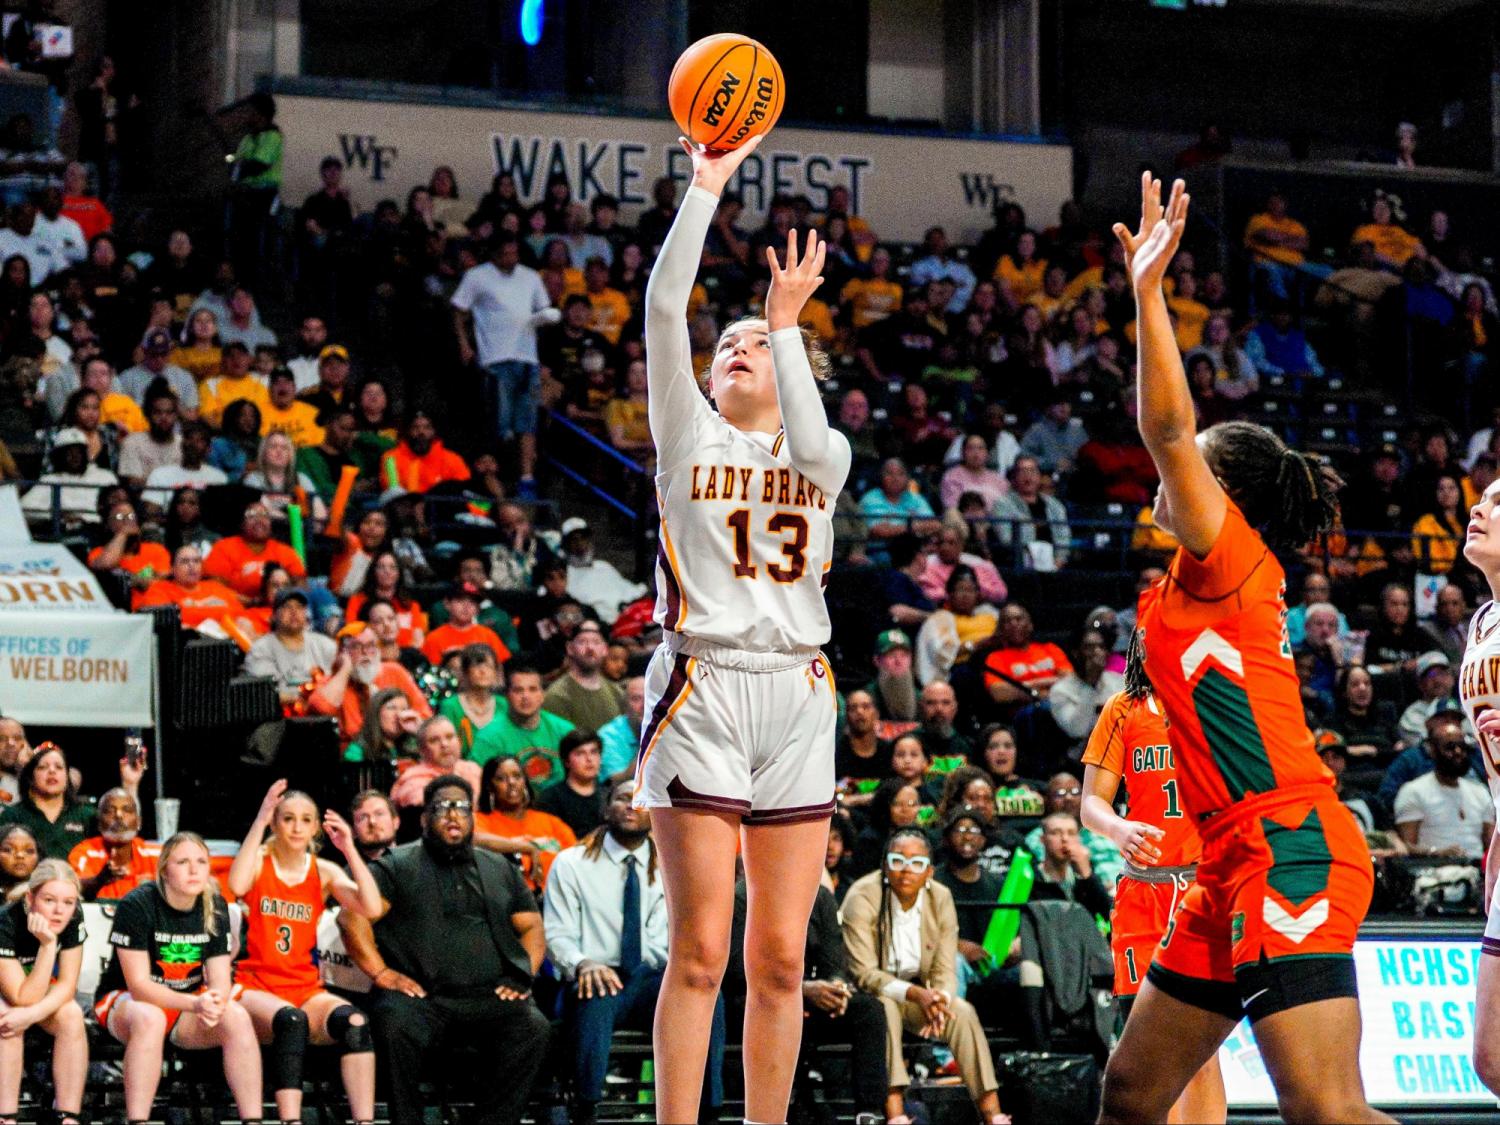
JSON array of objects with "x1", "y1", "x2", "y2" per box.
[
  {"x1": 801, "y1": 991, "x2": 889, "y2": 1118},
  {"x1": 369, "y1": 988, "x2": 551, "y2": 1125}
]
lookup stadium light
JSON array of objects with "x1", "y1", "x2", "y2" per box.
[{"x1": 520, "y1": 0, "x2": 544, "y2": 45}]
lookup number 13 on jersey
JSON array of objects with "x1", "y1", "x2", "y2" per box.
[{"x1": 727, "y1": 509, "x2": 808, "y2": 583}]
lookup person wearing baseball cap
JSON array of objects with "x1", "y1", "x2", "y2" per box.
[
  {"x1": 558, "y1": 516, "x2": 648, "y2": 627},
  {"x1": 296, "y1": 343, "x2": 353, "y2": 423},
  {"x1": 421, "y1": 581, "x2": 510, "y2": 666},
  {"x1": 21, "y1": 427, "x2": 120, "y2": 525},
  {"x1": 1396, "y1": 651, "x2": 1463, "y2": 746},
  {"x1": 244, "y1": 586, "x2": 338, "y2": 706},
  {"x1": 862, "y1": 628, "x2": 918, "y2": 721},
  {"x1": 259, "y1": 365, "x2": 324, "y2": 448},
  {"x1": 307, "y1": 621, "x2": 432, "y2": 745},
  {"x1": 119, "y1": 326, "x2": 200, "y2": 417}
]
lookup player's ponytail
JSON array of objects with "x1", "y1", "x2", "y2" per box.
[
  {"x1": 1200, "y1": 421, "x2": 1342, "y2": 550},
  {"x1": 1123, "y1": 628, "x2": 1152, "y2": 702}
]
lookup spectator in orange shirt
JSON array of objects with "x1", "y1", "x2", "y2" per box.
[
  {"x1": 344, "y1": 550, "x2": 427, "y2": 648},
  {"x1": 329, "y1": 508, "x2": 391, "y2": 598},
  {"x1": 307, "y1": 624, "x2": 432, "y2": 745},
  {"x1": 88, "y1": 499, "x2": 170, "y2": 600},
  {"x1": 67, "y1": 788, "x2": 159, "y2": 901},
  {"x1": 61, "y1": 162, "x2": 112, "y2": 242},
  {"x1": 203, "y1": 501, "x2": 307, "y2": 598},
  {"x1": 422, "y1": 582, "x2": 510, "y2": 666},
  {"x1": 379, "y1": 410, "x2": 471, "y2": 494},
  {"x1": 982, "y1": 603, "x2": 1074, "y2": 710},
  {"x1": 138, "y1": 544, "x2": 255, "y2": 634}
]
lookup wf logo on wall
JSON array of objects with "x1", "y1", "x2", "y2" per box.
[{"x1": 338, "y1": 135, "x2": 399, "y2": 181}]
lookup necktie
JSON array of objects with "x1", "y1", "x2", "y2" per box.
[{"x1": 620, "y1": 854, "x2": 642, "y2": 977}]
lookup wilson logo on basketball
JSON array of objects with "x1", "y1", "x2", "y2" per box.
[
  {"x1": 720, "y1": 77, "x2": 776, "y2": 149},
  {"x1": 701, "y1": 72, "x2": 741, "y2": 128}
]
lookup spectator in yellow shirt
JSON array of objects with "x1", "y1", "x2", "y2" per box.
[
  {"x1": 81, "y1": 356, "x2": 146, "y2": 433},
  {"x1": 259, "y1": 367, "x2": 325, "y2": 447},
  {"x1": 199, "y1": 341, "x2": 269, "y2": 427},
  {"x1": 994, "y1": 230, "x2": 1047, "y2": 307},
  {"x1": 1244, "y1": 190, "x2": 1309, "y2": 267},
  {"x1": 1166, "y1": 272, "x2": 1211, "y2": 351},
  {"x1": 1352, "y1": 195, "x2": 1422, "y2": 272},
  {"x1": 171, "y1": 307, "x2": 224, "y2": 383},
  {"x1": 1030, "y1": 264, "x2": 1070, "y2": 323},
  {"x1": 582, "y1": 258, "x2": 630, "y2": 345},
  {"x1": 604, "y1": 358, "x2": 653, "y2": 468},
  {"x1": 840, "y1": 247, "x2": 903, "y2": 330},
  {"x1": 1409, "y1": 473, "x2": 1465, "y2": 575}
]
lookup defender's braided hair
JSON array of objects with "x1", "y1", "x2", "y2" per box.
[{"x1": 1200, "y1": 421, "x2": 1342, "y2": 550}]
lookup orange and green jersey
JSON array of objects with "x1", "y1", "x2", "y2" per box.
[
  {"x1": 1081, "y1": 690, "x2": 1201, "y2": 867},
  {"x1": 1136, "y1": 500, "x2": 1333, "y2": 824}
]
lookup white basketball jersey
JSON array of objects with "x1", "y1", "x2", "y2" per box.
[
  {"x1": 654, "y1": 416, "x2": 837, "y2": 653},
  {"x1": 1459, "y1": 600, "x2": 1500, "y2": 812}
]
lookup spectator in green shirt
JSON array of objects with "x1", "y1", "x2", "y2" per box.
[
  {"x1": 1, "y1": 741, "x2": 141, "y2": 861},
  {"x1": 542, "y1": 620, "x2": 624, "y2": 733},
  {"x1": 228, "y1": 92, "x2": 283, "y2": 289},
  {"x1": 295, "y1": 408, "x2": 371, "y2": 501},
  {"x1": 473, "y1": 662, "x2": 575, "y2": 785}
]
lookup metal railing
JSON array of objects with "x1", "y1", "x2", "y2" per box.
[{"x1": 539, "y1": 409, "x2": 655, "y2": 578}]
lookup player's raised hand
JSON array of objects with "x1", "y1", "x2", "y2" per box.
[
  {"x1": 1112, "y1": 172, "x2": 1188, "y2": 293},
  {"x1": 681, "y1": 133, "x2": 763, "y2": 196},
  {"x1": 766, "y1": 229, "x2": 826, "y2": 332},
  {"x1": 255, "y1": 778, "x2": 289, "y2": 826}
]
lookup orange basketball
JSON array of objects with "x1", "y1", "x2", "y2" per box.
[{"x1": 668, "y1": 33, "x2": 785, "y2": 152}]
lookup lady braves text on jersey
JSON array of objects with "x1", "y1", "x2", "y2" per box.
[
  {"x1": 1460, "y1": 600, "x2": 1500, "y2": 812},
  {"x1": 655, "y1": 429, "x2": 836, "y2": 652}
]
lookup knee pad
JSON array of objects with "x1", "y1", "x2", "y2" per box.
[
  {"x1": 269, "y1": 1006, "x2": 309, "y2": 1091},
  {"x1": 326, "y1": 1004, "x2": 373, "y2": 1055}
]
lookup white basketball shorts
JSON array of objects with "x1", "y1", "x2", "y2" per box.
[{"x1": 632, "y1": 631, "x2": 837, "y2": 825}]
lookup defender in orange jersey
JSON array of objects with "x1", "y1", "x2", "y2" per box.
[
  {"x1": 228, "y1": 781, "x2": 384, "y2": 1125},
  {"x1": 1096, "y1": 174, "x2": 1390, "y2": 1125},
  {"x1": 1081, "y1": 633, "x2": 1223, "y2": 1124}
]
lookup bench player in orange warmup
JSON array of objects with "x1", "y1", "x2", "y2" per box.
[{"x1": 1081, "y1": 630, "x2": 1223, "y2": 1123}]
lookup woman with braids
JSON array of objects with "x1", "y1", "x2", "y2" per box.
[
  {"x1": 841, "y1": 827, "x2": 1010, "y2": 1124},
  {"x1": 228, "y1": 780, "x2": 382, "y2": 1124},
  {"x1": 1080, "y1": 630, "x2": 1222, "y2": 1124},
  {"x1": 1097, "y1": 175, "x2": 1388, "y2": 1124},
  {"x1": 96, "y1": 832, "x2": 264, "y2": 1125}
]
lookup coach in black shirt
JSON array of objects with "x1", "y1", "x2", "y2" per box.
[{"x1": 365, "y1": 774, "x2": 550, "y2": 1125}]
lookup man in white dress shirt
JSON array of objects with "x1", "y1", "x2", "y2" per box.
[{"x1": 543, "y1": 780, "x2": 724, "y2": 1124}]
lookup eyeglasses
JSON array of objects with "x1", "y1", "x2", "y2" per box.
[
  {"x1": 430, "y1": 799, "x2": 472, "y2": 815},
  {"x1": 1050, "y1": 787, "x2": 1082, "y2": 798},
  {"x1": 951, "y1": 825, "x2": 985, "y2": 837},
  {"x1": 885, "y1": 853, "x2": 931, "y2": 873}
]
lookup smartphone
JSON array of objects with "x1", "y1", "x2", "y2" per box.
[{"x1": 123, "y1": 730, "x2": 145, "y2": 770}]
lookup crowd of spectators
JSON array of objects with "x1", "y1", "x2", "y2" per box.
[{"x1": 0, "y1": 35, "x2": 1494, "y2": 1119}]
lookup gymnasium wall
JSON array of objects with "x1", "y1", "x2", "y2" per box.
[{"x1": 272, "y1": 86, "x2": 1073, "y2": 245}]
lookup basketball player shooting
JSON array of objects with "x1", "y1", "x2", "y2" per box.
[
  {"x1": 1459, "y1": 481, "x2": 1500, "y2": 1093},
  {"x1": 633, "y1": 130, "x2": 851, "y2": 1124}
]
